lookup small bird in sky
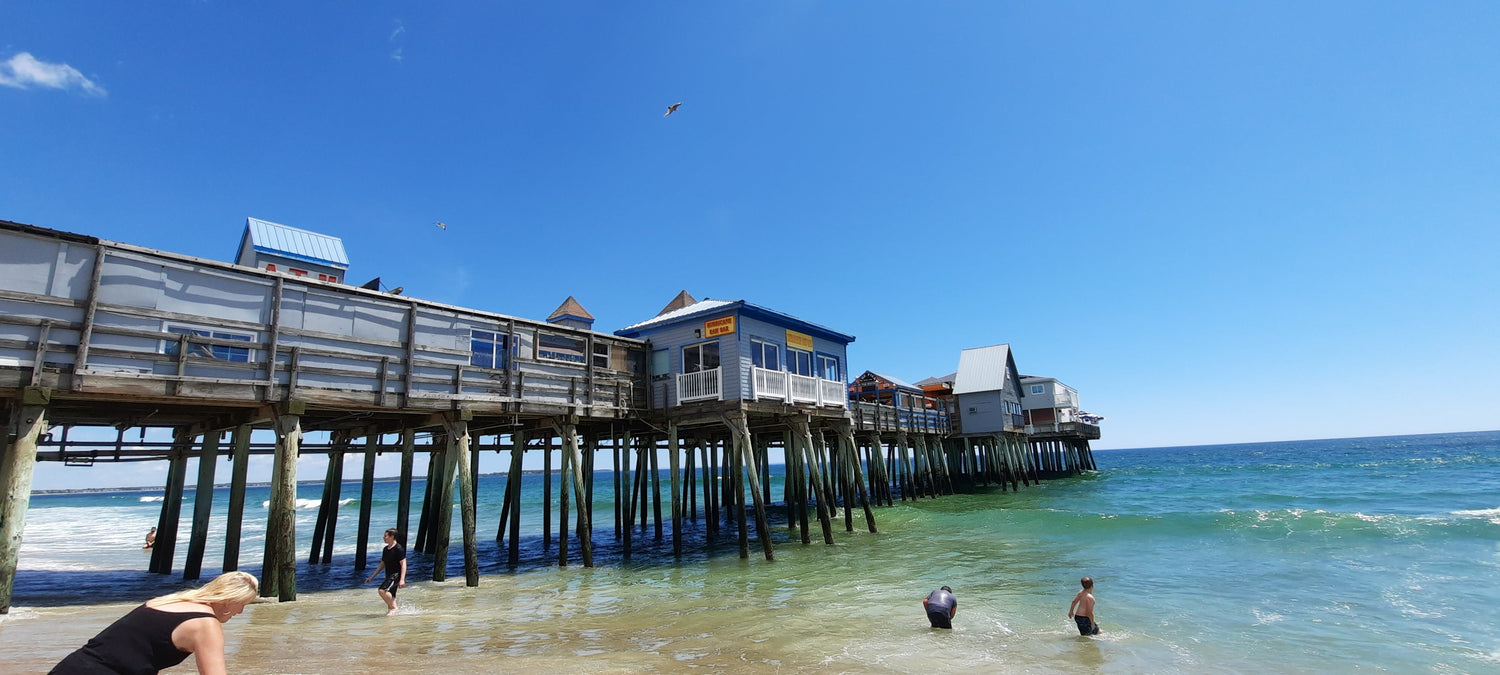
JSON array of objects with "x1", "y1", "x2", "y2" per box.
[
  {"x1": 435, "y1": 221, "x2": 447, "y2": 230},
  {"x1": 664, "y1": 101, "x2": 682, "y2": 117}
]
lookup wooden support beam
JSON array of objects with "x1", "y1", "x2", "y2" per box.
[
  {"x1": 837, "y1": 424, "x2": 877, "y2": 534},
  {"x1": 443, "y1": 415, "x2": 479, "y2": 587},
  {"x1": 0, "y1": 403, "x2": 47, "y2": 613},
  {"x1": 558, "y1": 423, "x2": 593, "y2": 567},
  {"x1": 431, "y1": 434, "x2": 457, "y2": 582},
  {"x1": 505, "y1": 431, "x2": 524, "y2": 565},
  {"x1": 150, "y1": 431, "x2": 190, "y2": 574},
  {"x1": 263, "y1": 412, "x2": 301, "y2": 601},
  {"x1": 223, "y1": 424, "x2": 251, "y2": 572},
  {"x1": 183, "y1": 430, "x2": 221, "y2": 580},
  {"x1": 668, "y1": 422, "x2": 681, "y2": 556},
  {"x1": 355, "y1": 432, "x2": 378, "y2": 571},
  {"x1": 723, "y1": 412, "x2": 774, "y2": 561},
  {"x1": 397, "y1": 429, "x2": 415, "y2": 541}
]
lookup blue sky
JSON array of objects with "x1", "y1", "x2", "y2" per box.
[{"x1": 5, "y1": 2, "x2": 1498, "y2": 490}]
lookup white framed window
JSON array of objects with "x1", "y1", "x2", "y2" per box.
[
  {"x1": 751, "y1": 339, "x2": 780, "y2": 370},
  {"x1": 816, "y1": 353, "x2": 840, "y2": 381},
  {"x1": 682, "y1": 340, "x2": 720, "y2": 373},
  {"x1": 1031, "y1": 384, "x2": 1045, "y2": 395},
  {"x1": 786, "y1": 347, "x2": 812, "y2": 376},
  {"x1": 470, "y1": 329, "x2": 507, "y2": 369},
  {"x1": 592, "y1": 342, "x2": 610, "y2": 369},
  {"x1": 163, "y1": 325, "x2": 254, "y2": 362}
]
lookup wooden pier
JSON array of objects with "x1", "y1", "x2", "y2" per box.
[{"x1": 0, "y1": 219, "x2": 1100, "y2": 613}]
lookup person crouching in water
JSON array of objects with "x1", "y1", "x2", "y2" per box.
[
  {"x1": 364, "y1": 528, "x2": 407, "y2": 616},
  {"x1": 52, "y1": 571, "x2": 259, "y2": 674},
  {"x1": 923, "y1": 586, "x2": 957, "y2": 629}
]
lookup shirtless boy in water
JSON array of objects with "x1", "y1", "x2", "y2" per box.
[{"x1": 1068, "y1": 576, "x2": 1101, "y2": 635}]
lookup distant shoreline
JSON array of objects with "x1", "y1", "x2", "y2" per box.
[{"x1": 32, "y1": 471, "x2": 536, "y2": 496}]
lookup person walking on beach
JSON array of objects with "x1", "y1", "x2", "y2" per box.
[
  {"x1": 922, "y1": 586, "x2": 958, "y2": 629},
  {"x1": 51, "y1": 571, "x2": 259, "y2": 675},
  {"x1": 364, "y1": 528, "x2": 407, "y2": 616},
  {"x1": 1068, "y1": 576, "x2": 1101, "y2": 635}
]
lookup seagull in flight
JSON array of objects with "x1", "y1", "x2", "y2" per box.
[
  {"x1": 664, "y1": 101, "x2": 682, "y2": 117},
  {"x1": 435, "y1": 221, "x2": 447, "y2": 230}
]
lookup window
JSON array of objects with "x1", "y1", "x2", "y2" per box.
[
  {"x1": 288, "y1": 268, "x2": 308, "y2": 277},
  {"x1": 751, "y1": 339, "x2": 780, "y2": 370},
  {"x1": 538, "y1": 332, "x2": 587, "y2": 363},
  {"x1": 682, "y1": 341, "x2": 720, "y2": 373},
  {"x1": 317, "y1": 273, "x2": 339, "y2": 283},
  {"x1": 265, "y1": 264, "x2": 277, "y2": 272},
  {"x1": 163, "y1": 326, "x2": 253, "y2": 362},
  {"x1": 786, "y1": 347, "x2": 812, "y2": 376},
  {"x1": 592, "y1": 342, "x2": 610, "y2": 369},
  {"x1": 650, "y1": 348, "x2": 669, "y2": 380},
  {"x1": 1031, "y1": 384, "x2": 1045, "y2": 395},
  {"x1": 470, "y1": 330, "x2": 508, "y2": 369},
  {"x1": 817, "y1": 354, "x2": 840, "y2": 381}
]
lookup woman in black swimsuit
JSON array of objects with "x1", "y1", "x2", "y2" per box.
[{"x1": 51, "y1": 571, "x2": 259, "y2": 675}]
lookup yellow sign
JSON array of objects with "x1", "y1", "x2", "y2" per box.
[
  {"x1": 786, "y1": 329, "x2": 813, "y2": 351},
  {"x1": 704, "y1": 316, "x2": 736, "y2": 337}
]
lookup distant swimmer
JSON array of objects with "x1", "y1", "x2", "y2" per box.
[
  {"x1": 1068, "y1": 576, "x2": 1101, "y2": 635},
  {"x1": 664, "y1": 101, "x2": 682, "y2": 117},
  {"x1": 922, "y1": 585, "x2": 957, "y2": 629},
  {"x1": 364, "y1": 528, "x2": 407, "y2": 616},
  {"x1": 143, "y1": 527, "x2": 156, "y2": 550}
]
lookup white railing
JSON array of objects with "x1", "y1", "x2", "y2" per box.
[
  {"x1": 753, "y1": 367, "x2": 788, "y2": 401},
  {"x1": 789, "y1": 373, "x2": 819, "y2": 403},
  {"x1": 676, "y1": 367, "x2": 722, "y2": 403},
  {"x1": 750, "y1": 366, "x2": 846, "y2": 408},
  {"x1": 818, "y1": 378, "x2": 846, "y2": 408}
]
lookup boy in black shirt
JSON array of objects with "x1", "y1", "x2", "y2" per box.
[{"x1": 364, "y1": 528, "x2": 407, "y2": 616}]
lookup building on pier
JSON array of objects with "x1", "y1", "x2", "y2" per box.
[
  {"x1": 0, "y1": 217, "x2": 648, "y2": 607},
  {"x1": 1020, "y1": 375, "x2": 1101, "y2": 475},
  {"x1": 234, "y1": 217, "x2": 349, "y2": 284}
]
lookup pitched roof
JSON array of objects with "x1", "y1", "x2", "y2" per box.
[
  {"x1": 657, "y1": 290, "x2": 698, "y2": 316},
  {"x1": 618, "y1": 299, "x2": 737, "y2": 333},
  {"x1": 859, "y1": 371, "x2": 922, "y2": 391},
  {"x1": 240, "y1": 217, "x2": 349, "y2": 268},
  {"x1": 953, "y1": 344, "x2": 1015, "y2": 394},
  {"x1": 548, "y1": 296, "x2": 594, "y2": 321},
  {"x1": 914, "y1": 372, "x2": 957, "y2": 387}
]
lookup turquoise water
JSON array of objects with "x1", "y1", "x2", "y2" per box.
[{"x1": 2, "y1": 431, "x2": 1497, "y2": 673}]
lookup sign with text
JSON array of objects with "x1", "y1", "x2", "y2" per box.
[
  {"x1": 785, "y1": 329, "x2": 813, "y2": 351},
  {"x1": 704, "y1": 315, "x2": 736, "y2": 337}
]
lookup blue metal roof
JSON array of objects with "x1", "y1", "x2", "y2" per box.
[{"x1": 243, "y1": 217, "x2": 349, "y2": 269}]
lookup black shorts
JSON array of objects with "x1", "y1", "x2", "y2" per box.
[
  {"x1": 1074, "y1": 615, "x2": 1099, "y2": 635},
  {"x1": 927, "y1": 610, "x2": 952, "y2": 629},
  {"x1": 378, "y1": 574, "x2": 400, "y2": 596}
]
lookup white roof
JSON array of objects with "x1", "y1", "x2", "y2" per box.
[
  {"x1": 953, "y1": 344, "x2": 1012, "y2": 395},
  {"x1": 619, "y1": 299, "x2": 736, "y2": 332}
]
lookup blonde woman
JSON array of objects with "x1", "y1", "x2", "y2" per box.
[{"x1": 51, "y1": 571, "x2": 258, "y2": 675}]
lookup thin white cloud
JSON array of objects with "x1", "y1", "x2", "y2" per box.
[
  {"x1": 0, "y1": 52, "x2": 106, "y2": 96},
  {"x1": 390, "y1": 20, "x2": 406, "y2": 62}
]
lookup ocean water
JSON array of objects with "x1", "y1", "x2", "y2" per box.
[{"x1": 1, "y1": 430, "x2": 1497, "y2": 673}]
